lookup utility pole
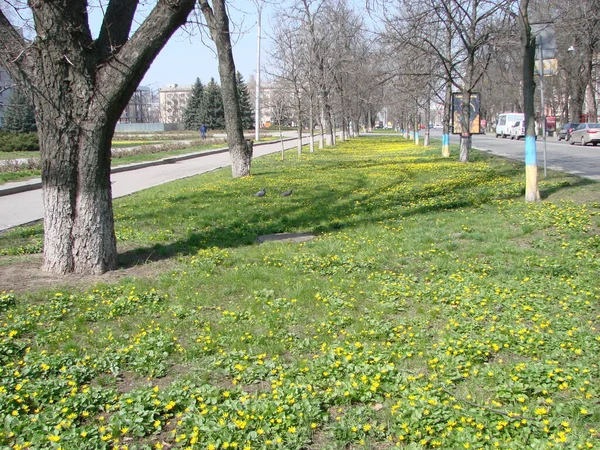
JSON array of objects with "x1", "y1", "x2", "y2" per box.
[{"x1": 254, "y1": 2, "x2": 263, "y2": 142}]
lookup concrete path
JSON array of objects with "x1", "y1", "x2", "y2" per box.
[{"x1": 0, "y1": 135, "x2": 315, "y2": 232}]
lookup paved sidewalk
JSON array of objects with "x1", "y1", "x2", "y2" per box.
[{"x1": 0, "y1": 135, "x2": 316, "y2": 232}]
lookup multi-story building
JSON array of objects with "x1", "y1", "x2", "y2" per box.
[
  {"x1": 159, "y1": 84, "x2": 192, "y2": 124},
  {"x1": 0, "y1": 67, "x2": 14, "y2": 128},
  {"x1": 119, "y1": 86, "x2": 157, "y2": 124}
]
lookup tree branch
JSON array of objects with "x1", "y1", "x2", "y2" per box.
[
  {"x1": 96, "y1": 0, "x2": 196, "y2": 107},
  {"x1": 0, "y1": 8, "x2": 30, "y2": 80},
  {"x1": 95, "y1": 0, "x2": 140, "y2": 63}
]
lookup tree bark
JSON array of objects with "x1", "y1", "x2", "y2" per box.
[
  {"x1": 200, "y1": 0, "x2": 252, "y2": 178},
  {"x1": 519, "y1": 0, "x2": 540, "y2": 202},
  {"x1": 459, "y1": 88, "x2": 472, "y2": 163},
  {"x1": 296, "y1": 96, "x2": 303, "y2": 154},
  {"x1": 0, "y1": 0, "x2": 195, "y2": 274}
]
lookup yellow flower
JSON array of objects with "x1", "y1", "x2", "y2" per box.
[
  {"x1": 288, "y1": 426, "x2": 297, "y2": 434},
  {"x1": 48, "y1": 435, "x2": 61, "y2": 442}
]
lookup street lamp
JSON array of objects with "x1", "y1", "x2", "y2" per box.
[
  {"x1": 254, "y1": 1, "x2": 263, "y2": 142},
  {"x1": 532, "y1": 22, "x2": 557, "y2": 178}
]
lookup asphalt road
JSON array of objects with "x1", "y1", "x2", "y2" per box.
[
  {"x1": 428, "y1": 129, "x2": 600, "y2": 180},
  {"x1": 0, "y1": 136, "x2": 309, "y2": 232}
]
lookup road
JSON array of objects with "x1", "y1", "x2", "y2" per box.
[
  {"x1": 0, "y1": 136, "x2": 306, "y2": 232},
  {"x1": 428, "y1": 129, "x2": 600, "y2": 180}
]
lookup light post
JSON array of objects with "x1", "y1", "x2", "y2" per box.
[
  {"x1": 538, "y1": 40, "x2": 547, "y2": 177},
  {"x1": 254, "y1": 1, "x2": 263, "y2": 142},
  {"x1": 532, "y1": 22, "x2": 557, "y2": 178}
]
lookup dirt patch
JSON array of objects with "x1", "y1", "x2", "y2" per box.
[{"x1": 0, "y1": 253, "x2": 177, "y2": 294}]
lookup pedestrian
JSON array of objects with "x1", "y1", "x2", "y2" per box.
[{"x1": 200, "y1": 124, "x2": 207, "y2": 139}]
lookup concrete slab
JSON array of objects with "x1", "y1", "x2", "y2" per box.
[{"x1": 256, "y1": 233, "x2": 317, "y2": 244}]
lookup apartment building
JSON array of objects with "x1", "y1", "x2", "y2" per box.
[{"x1": 159, "y1": 84, "x2": 192, "y2": 124}]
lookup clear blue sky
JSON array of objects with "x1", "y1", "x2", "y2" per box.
[{"x1": 140, "y1": 4, "x2": 272, "y2": 90}]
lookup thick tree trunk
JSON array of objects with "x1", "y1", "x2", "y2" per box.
[
  {"x1": 39, "y1": 115, "x2": 117, "y2": 274},
  {"x1": 201, "y1": 0, "x2": 252, "y2": 177},
  {"x1": 1, "y1": 0, "x2": 195, "y2": 274}
]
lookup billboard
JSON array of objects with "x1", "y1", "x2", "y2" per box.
[{"x1": 451, "y1": 92, "x2": 481, "y2": 134}]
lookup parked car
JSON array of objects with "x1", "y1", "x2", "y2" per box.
[
  {"x1": 570, "y1": 123, "x2": 600, "y2": 146},
  {"x1": 509, "y1": 120, "x2": 525, "y2": 140},
  {"x1": 556, "y1": 122, "x2": 579, "y2": 141}
]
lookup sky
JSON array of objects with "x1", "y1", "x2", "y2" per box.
[{"x1": 138, "y1": 3, "x2": 274, "y2": 90}]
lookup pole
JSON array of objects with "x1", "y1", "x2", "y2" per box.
[
  {"x1": 538, "y1": 38, "x2": 547, "y2": 177},
  {"x1": 254, "y1": 3, "x2": 262, "y2": 142}
]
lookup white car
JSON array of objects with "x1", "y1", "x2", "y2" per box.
[
  {"x1": 496, "y1": 113, "x2": 524, "y2": 138},
  {"x1": 509, "y1": 120, "x2": 525, "y2": 140}
]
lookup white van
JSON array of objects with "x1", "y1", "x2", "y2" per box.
[{"x1": 496, "y1": 113, "x2": 524, "y2": 138}]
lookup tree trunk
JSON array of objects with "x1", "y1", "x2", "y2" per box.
[
  {"x1": 424, "y1": 96, "x2": 431, "y2": 147},
  {"x1": 442, "y1": 76, "x2": 452, "y2": 157},
  {"x1": 37, "y1": 99, "x2": 118, "y2": 274},
  {"x1": 520, "y1": 0, "x2": 540, "y2": 202},
  {"x1": 319, "y1": 106, "x2": 325, "y2": 148},
  {"x1": 296, "y1": 96, "x2": 303, "y2": 155},
  {"x1": 309, "y1": 97, "x2": 315, "y2": 152},
  {"x1": 459, "y1": 88, "x2": 472, "y2": 162},
  {"x1": 200, "y1": 0, "x2": 252, "y2": 177},
  {"x1": 0, "y1": 0, "x2": 195, "y2": 274}
]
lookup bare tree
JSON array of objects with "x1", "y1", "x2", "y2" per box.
[
  {"x1": 268, "y1": 16, "x2": 306, "y2": 154},
  {"x1": 0, "y1": 0, "x2": 195, "y2": 274},
  {"x1": 549, "y1": 0, "x2": 600, "y2": 123},
  {"x1": 199, "y1": 0, "x2": 253, "y2": 177}
]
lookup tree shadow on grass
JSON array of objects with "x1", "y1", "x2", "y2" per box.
[{"x1": 117, "y1": 156, "x2": 558, "y2": 269}]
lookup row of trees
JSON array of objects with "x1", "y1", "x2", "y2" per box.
[
  {"x1": 262, "y1": 0, "x2": 385, "y2": 155},
  {"x1": 183, "y1": 73, "x2": 254, "y2": 131},
  {"x1": 264, "y1": 0, "x2": 598, "y2": 158}
]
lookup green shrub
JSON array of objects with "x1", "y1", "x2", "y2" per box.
[{"x1": 0, "y1": 131, "x2": 40, "y2": 152}]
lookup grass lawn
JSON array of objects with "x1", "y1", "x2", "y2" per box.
[
  {"x1": 0, "y1": 170, "x2": 41, "y2": 185},
  {"x1": 111, "y1": 141, "x2": 162, "y2": 148},
  {"x1": 0, "y1": 136, "x2": 599, "y2": 449}
]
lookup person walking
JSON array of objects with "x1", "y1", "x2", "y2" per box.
[{"x1": 200, "y1": 124, "x2": 207, "y2": 140}]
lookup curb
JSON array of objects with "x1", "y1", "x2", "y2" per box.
[{"x1": 0, "y1": 137, "x2": 299, "y2": 198}]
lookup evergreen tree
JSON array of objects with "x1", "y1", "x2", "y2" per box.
[
  {"x1": 236, "y1": 72, "x2": 254, "y2": 130},
  {"x1": 183, "y1": 78, "x2": 206, "y2": 131},
  {"x1": 3, "y1": 88, "x2": 37, "y2": 133},
  {"x1": 204, "y1": 77, "x2": 225, "y2": 130}
]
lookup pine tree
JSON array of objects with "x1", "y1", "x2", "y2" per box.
[
  {"x1": 3, "y1": 88, "x2": 37, "y2": 133},
  {"x1": 236, "y1": 72, "x2": 254, "y2": 130},
  {"x1": 204, "y1": 77, "x2": 225, "y2": 130},
  {"x1": 183, "y1": 78, "x2": 206, "y2": 131}
]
